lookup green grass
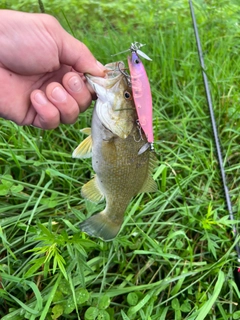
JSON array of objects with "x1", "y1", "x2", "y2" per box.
[{"x1": 0, "y1": 0, "x2": 240, "y2": 319}]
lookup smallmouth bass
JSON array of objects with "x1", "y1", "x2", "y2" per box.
[{"x1": 72, "y1": 62, "x2": 157, "y2": 241}]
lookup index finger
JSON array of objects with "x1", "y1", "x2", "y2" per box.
[{"x1": 48, "y1": 17, "x2": 106, "y2": 76}]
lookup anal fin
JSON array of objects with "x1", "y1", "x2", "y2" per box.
[{"x1": 81, "y1": 176, "x2": 104, "y2": 203}]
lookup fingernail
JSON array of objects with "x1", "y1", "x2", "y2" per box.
[
  {"x1": 97, "y1": 60, "x2": 104, "y2": 68},
  {"x1": 34, "y1": 92, "x2": 48, "y2": 105},
  {"x1": 97, "y1": 60, "x2": 106, "y2": 72},
  {"x1": 68, "y1": 76, "x2": 82, "y2": 92},
  {"x1": 51, "y1": 87, "x2": 67, "y2": 102}
]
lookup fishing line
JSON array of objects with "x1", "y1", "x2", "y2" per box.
[{"x1": 189, "y1": 0, "x2": 240, "y2": 286}]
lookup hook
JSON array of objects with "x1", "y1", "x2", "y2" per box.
[{"x1": 118, "y1": 62, "x2": 131, "y2": 87}]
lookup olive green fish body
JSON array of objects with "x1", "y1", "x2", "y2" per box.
[{"x1": 72, "y1": 62, "x2": 157, "y2": 241}]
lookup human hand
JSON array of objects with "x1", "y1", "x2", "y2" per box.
[{"x1": 0, "y1": 10, "x2": 106, "y2": 129}]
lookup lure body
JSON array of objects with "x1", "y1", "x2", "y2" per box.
[{"x1": 128, "y1": 50, "x2": 154, "y2": 148}]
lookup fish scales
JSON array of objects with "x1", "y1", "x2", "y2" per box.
[{"x1": 72, "y1": 62, "x2": 157, "y2": 241}]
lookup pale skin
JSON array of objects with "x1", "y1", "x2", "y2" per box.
[{"x1": 0, "y1": 10, "x2": 106, "y2": 129}]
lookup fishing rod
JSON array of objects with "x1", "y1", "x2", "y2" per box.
[{"x1": 189, "y1": 0, "x2": 240, "y2": 287}]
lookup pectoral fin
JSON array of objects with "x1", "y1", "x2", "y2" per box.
[
  {"x1": 81, "y1": 176, "x2": 104, "y2": 203},
  {"x1": 72, "y1": 135, "x2": 92, "y2": 159},
  {"x1": 80, "y1": 128, "x2": 91, "y2": 135}
]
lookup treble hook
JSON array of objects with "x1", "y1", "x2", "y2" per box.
[
  {"x1": 118, "y1": 62, "x2": 131, "y2": 87},
  {"x1": 112, "y1": 42, "x2": 152, "y2": 61},
  {"x1": 133, "y1": 120, "x2": 144, "y2": 143}
]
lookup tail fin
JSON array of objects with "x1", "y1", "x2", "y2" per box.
[{"x1": 79, "y1": 212, "x2": 121, "y2": 241}]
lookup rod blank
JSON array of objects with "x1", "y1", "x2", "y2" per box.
[{"x1": 189, "y1": 0, "x2": 240, "y2": 260}]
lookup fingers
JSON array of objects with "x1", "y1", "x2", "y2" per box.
[
  {"x1": 31, "y1": 73, "x2": 93, "y2": 129},
  {"x1": 31, "y1": 90, "x2": 61, "y2": 129},
  {"x1": 48, "y1": 16, "x2": 106, "y2": 76},
  {"x1": 62, "y1": 72, "x2": 93, "y2": 113},
  {"x1": 59, "y1": 35, "x2": 105, "y2": 76},
  {"x1": 27, "y1": 14, "x2": 106, "y2": 129}
]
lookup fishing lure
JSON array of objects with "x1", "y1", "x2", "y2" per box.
[
  {"x1": 113, "y1": 42, "x2": 154, "y2": 151},
  {"x1": 128, "y1": 43, "x2": 154, "y2": 150}
]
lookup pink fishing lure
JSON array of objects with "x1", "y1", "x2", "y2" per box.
[{"x1": 127, "y1": 46, "x2": 154, "y2": 149}]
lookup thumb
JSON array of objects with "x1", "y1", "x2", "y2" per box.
[{"x1": 55, "y1": 24, "x2": 106, "y2": 76}]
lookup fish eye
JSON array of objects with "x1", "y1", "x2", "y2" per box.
[
  {"x1": 124, "y1": 91, "x2": 132, "y2": 100},
  {"x1": 134, "y1": 59, "x2": 140, "y2": 64}
]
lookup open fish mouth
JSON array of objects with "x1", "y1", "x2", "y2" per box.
[{"x1": 86, "y1": 61, "x2": 126, "y2": 88}]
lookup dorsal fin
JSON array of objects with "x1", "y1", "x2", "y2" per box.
[{"x1": 138, "y1": 152, "x2": 158, "y2": 194}]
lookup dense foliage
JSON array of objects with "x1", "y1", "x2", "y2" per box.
[{"x1": 0, "y1": 0, "x2": 240, "y2": 319}]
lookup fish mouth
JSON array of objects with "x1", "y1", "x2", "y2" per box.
[
  {"x1": 86, "y1": 61, "x2": 127, "y2": 88},
  {"x1": 85, "y1": 62, "x2": 129, "y2": 102}
]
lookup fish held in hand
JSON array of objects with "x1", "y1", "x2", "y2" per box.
[{"x1": 72, "y1": 62, "x2": 157, "y2": 241}]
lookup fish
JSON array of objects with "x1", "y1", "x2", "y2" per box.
[{"x1": 72, "y1": 61, "x2": 157, "y2": 241}]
